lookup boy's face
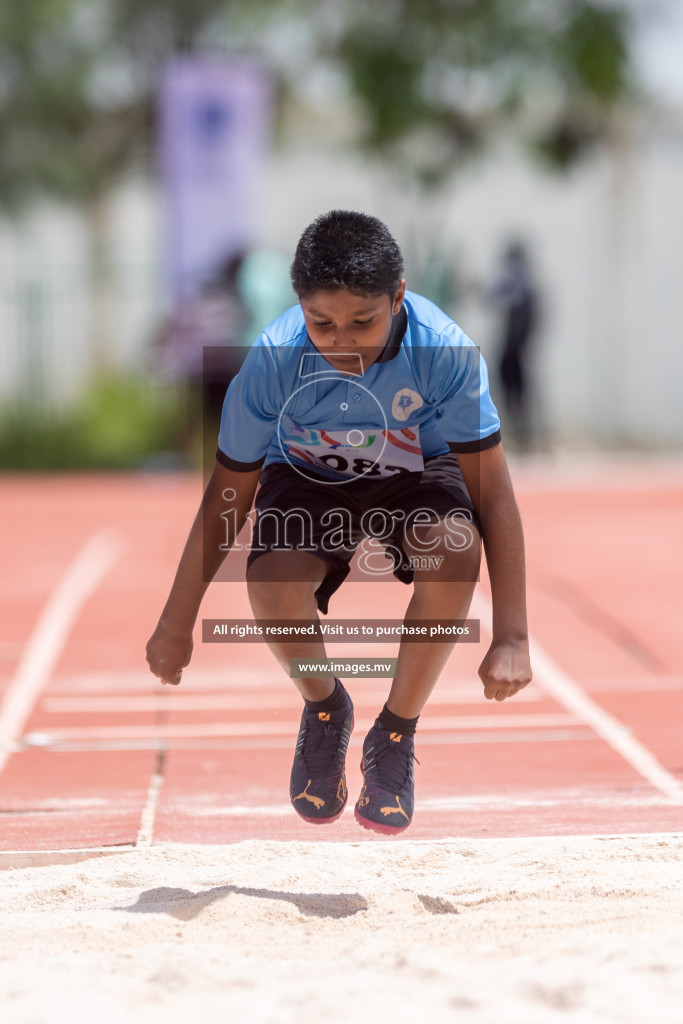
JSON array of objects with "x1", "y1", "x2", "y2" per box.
[{"x1": 300, "y1": 281, "x2": 406, "y2": 374}]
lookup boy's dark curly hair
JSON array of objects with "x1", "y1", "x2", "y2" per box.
[{"x1": 291, "y1": 210, "x2": 404, "y2": 298}]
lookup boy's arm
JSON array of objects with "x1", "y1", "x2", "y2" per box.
[
  {"x1": 457, "y1": 444, "x2": 532, "y2": 701},
  {"x1": 146, "y1": 460, "x2": 261, "y2": 685}
]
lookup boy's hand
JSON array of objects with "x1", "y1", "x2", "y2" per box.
[
  {"x1": 478, "y1": 639, "x2": 532, "y2": 701},
  {"x1": 146, "y1": 622, "x2": 193, "y2": 686}
]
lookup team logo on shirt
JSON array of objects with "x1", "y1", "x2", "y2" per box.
[{"x1": 392, "y1": 388, "x2": 423, "y2": 421}]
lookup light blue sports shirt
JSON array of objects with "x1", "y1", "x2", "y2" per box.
[{"x1": 217, "y1": 291, "x2": 500, "y2": 482}]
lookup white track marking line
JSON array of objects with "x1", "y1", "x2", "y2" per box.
[
  {"x1": 153, "y1": 791, "x2": 683, "y2": 818},
  {"x1": 37, "y1": 692, "x2": 544, "y2": 716},
  {"x1": 0, "y1": 530, "x2": 123, "y2": 777},
  {"x1": 20, "y1": 713, "x2": 580, "y2": 743},
  {"x1": 48, "y1": 669, "x2": 545, "y2": 700},
  {"x1": 14, "y1": 730, "x2": 595, "y2": 753},
  {"x1": 136, "y1": 756, "x2": 165, "y2": 848},
  {"x1": 41, "y1": 687, "x2": 540, "y2": 711},
  {"x1": 471, "y1": 591, "x2": 683, "y2": 804}
]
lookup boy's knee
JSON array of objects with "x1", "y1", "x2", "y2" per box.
[
  {"x1": 246, "y1": 553, "x2": 324, "y2": 615},
  {"x1": 247, "y1": 575, "x2": 316, "y2": 616},
  {"x1": 404, "y1": 517, "x2": 481, "y2": 581}
]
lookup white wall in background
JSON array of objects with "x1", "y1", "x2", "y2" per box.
[{"x1": 1, "y1": 110, "x2": 682, "y2": 447}]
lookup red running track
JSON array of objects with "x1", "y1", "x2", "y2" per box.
[{"x1": 0, "y1": 458, "x2": 682, "y2": 852}]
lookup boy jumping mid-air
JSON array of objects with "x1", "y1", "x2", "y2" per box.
[{"x1": 146, "y1": 210, "x2": 532, "y2": 834}]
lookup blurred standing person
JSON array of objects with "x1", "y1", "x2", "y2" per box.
[
  {"x1": 488, "y1": 242, "x2": 538, "y2": 450},
  {"x1": 236, "y1": 247, "x2": 296, "y2": 343},
  {"x1": 152, "y1": 251, "x2": 249, "y2": 464}
]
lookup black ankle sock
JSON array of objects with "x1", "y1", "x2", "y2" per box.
[
  {"x1": 304, "y1": 678, "x2": 347, "y2": 713},
  {"x1": 378, "y1": 703, "x2": 419, "y2": 737}
]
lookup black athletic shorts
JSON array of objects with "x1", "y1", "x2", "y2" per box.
[{"x1": 246, "y1": 453, "x2": 480, "y2": 614}]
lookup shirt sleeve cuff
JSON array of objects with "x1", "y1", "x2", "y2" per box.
[
  {"x1": 216, "y1": 448, "x2": 266, "y2": 472},
  {"x1": 447, "y1": 429, "x2": 501, "y2": 454}
]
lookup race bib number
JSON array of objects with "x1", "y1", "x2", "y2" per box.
[{"x1": 279, "y1": 421, "x2": 424, "y2": 479}]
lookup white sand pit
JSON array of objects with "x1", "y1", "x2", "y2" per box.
[{"x1": 2, "y1": 833, "x2": 683, "y2": 1023}]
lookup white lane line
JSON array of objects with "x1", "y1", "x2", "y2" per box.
[
  {"x1": 136, "y1": 757, "x2": 165, "y2": 848},
  {"x1": 0, "y1": 530, "x2": 123, "y2": 777},
  {"x1": 45, "y1": 672, "x2": 485, "y2": 695},
  {"x1": 158, "y1": 791, "x2": 682, "y2": 818},
  {"x1": 20, "y1": 713, "x2": 580, "y2": 744},
  {"x1": 41, "y1": 688, "x2": 541, "y2": 712},
  {"x1": 471, "y1": 591, "x2": 683, "y2": 804},
  {"x1": 14, "y1": 730, "x2": 596, "y2": 753},
  {"x1": 46, "y1": 668, "x2": 347, "y2": 692}
]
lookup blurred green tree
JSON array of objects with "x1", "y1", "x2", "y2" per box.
[
  {"x1": 0, "y1": 0, "x2": 640, "y2": 371},
  {"x1": 0, "y1": 0, "x2": 639, "y2": 206},
  {"x1": 331, "y1": 0, "x2": 635, "y2": 179},
  {"x1": 0, "y1": 2, "x2": 136, "y2": 205}
]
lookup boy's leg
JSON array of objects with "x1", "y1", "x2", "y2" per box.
[
  {"x1": 245, "y1": 462, "x2": 357, "y2": 701},
  {"x1": 247, "y1": 550, "x2": 354, "y2": 824},
  {"x1": 387, "y1": 517, "x2": 481, "y2": 717},
  {"x1": 246, "y1": 550, "x2": 336, "y2": 701},
  {"x1": 355, "y1": 517, "x2": 480, "y2": 835}
]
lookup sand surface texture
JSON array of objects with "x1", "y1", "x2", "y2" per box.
[{"x1": 2, "y1": 834, "x2": 683, "y2": 1023}]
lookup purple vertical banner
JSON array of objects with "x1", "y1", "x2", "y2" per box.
[{"x1": 160, "y1": 59, "x2": 272, "y2": 302}]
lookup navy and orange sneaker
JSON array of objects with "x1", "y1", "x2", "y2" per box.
[
  {"x1": 354, "y1": 722, "x2": 416, "y2": 834},
  {"x1": 289, "y1": 683, "x2": 354, "y2": 824}
]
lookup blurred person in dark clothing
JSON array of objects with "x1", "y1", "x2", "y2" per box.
[
  {"x1": 152, "y1": 252, "x2": 249, "y2": 462},
  {"x1": 488, "y1": 242, "x2": 538, "y2": 449}
]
